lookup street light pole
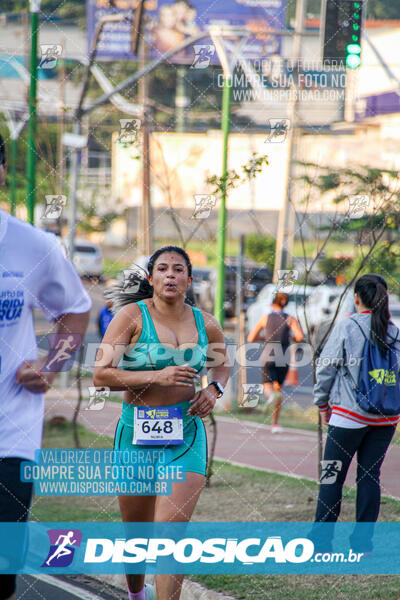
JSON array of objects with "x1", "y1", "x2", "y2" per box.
[
  {"x1": 214, "y1": 78, "x2": 231, "y2": 325},
  {"x1": 26, "y1": 0, "x2": 40, "y2": 224},
  {"x1": 210, "y1": 27, "x2": 249, "y2": 327}
]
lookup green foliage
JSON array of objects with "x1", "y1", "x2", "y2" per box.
[
  {"x1": 1, "y1": 1, "x2": 85, "y2": 20},
  {"x1": 78, "y1": 201, "x2": 120, "y2": 234},
  {"x1": 245, "y1": 233, "x2": 276, "y2": 269},
  {"x1": 0, "y1": 119, "x2": 61, "y2": 210},
  {"x1": 344, "y1": 241, "x2": 400, "y2": 294},
  {"x1": 318, "y1": 256, "x2": 352, "y2": 277},
  {"x1": 206, "y1": 153, "x2": 269, "y2": 197}
]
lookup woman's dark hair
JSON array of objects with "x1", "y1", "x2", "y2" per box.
[
  {"x1": 354, "y1": 273, "x2": 390, "y2": 354},
  {"x1": 272, "y1": 292, "x2": 289, "y2": 308},
  {"x1": 104, "y1": 245, "x2": 192, "y2": 313},
  {"x1": 147, "y1": 245, "x2": 192, "y2": 277}
]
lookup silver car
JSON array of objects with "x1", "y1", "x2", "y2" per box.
[{"x1": 70, "y1": 239, "x2": 104, "y2": 278}]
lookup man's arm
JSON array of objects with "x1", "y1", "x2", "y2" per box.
[{"x1": 16, "y1": 311, "x2": 90, "y2": 393}]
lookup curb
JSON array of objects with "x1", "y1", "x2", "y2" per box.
[{"x1": 92, "y1": 574, "x2": 237, "y2": 600}]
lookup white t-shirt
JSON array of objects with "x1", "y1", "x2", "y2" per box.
[{"x1": 0, "y1": 209, "x2": 92, "y2": 460}]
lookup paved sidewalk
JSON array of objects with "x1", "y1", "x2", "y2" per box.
[{"x1": 44, "y1": 390, "x2": 400, "y2": 499}]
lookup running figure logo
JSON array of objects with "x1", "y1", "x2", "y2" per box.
[
  {"x1": 42, "y1": 195, "x2": 67, "y2": 219},
  {"x1": 86, "y1": 386, "x2": 110, "y2": 410},
  {"x1": 42, "y1": 529, "x2": 82, "y2": 567},
  {"x1": 320, "y1": 460, "x2": 342, "y2": 484},
  {"x1": 39, "y1": 44, "x2": 62, "y2": 69},
  {"x1": 119, "y1": 119, "x2": 141, "y2": 144},
  {"x1": 190, "y1": 44, "x2": 216, "y2": 69},
  {"x1": 121, "y1": 270, "x2": 141, "y2": 294},
  {"x1": 348, "y1": 195, "x2": 370, "y2": 219},
  {"x1": 266, "y1": 119, "x2": 290, "y2": 143},
  {"x1": 241, "y1": 384, "x2": 263, "y2": 408},
  {"x1": 42, "y1": 334, "x2": 81, "y2": 372},
  {"x1": 276, "y1": 269, "x2": 298, "y2": 294},
  {"x1": 192, "y1": 194, "x2": 216, "y2": 219}
]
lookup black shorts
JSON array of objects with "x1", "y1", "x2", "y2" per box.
[
  {"x1": 262, "y1": 363, "x2": 289, "y2": 385},
  {"x1": 0, "y1": 458, "x2": 34, "y2": 600}
]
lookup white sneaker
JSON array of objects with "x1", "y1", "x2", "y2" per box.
[{"x1": 271, "y1": 425, "x2": 283, "y2": 434}]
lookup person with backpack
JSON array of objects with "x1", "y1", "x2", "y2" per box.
[
  {"x1": 313, "y1": 273, "x2": 400, "y2": 551},
  {"x1": 247, "y1": 292, "x2": 304, "y2": 432}
]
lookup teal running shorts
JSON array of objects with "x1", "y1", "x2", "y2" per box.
[{"x1": 114, "y1": 400, "x2": 207, "y2": 477}]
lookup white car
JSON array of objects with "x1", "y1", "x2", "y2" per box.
[
  {"x1": 192, "y1": 267, "x2": 215, "y2": 312},
  {"x1": 389, "y1": 304, "x2": 400, "y2": 330},
  {"x1": 68, "y1": 239, "x2": 104, "y2": 278},
  {"x1": 246, "y1": 283, "x2": 311, "y2": 335},
  {"x1": 312, "y1": 290, "x2": 400, "y2": 349},
  {"x1": 304, "y1": 285, "x2": 347, "y2": 333}
]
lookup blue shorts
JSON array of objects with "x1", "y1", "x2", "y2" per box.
[{"x1": 114, "y1": 400, "x2": 207, "y2": 477}]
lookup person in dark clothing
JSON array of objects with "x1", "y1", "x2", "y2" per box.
[
  {"x1": 0, "y1": 133, "x2": 7, "y2": 186},
  {"x1": 247, "y1": 292, "x2": 303, "y2": 432},
  {"x1": 98, "y1": 301, "x2": 114, "y2": 338}
]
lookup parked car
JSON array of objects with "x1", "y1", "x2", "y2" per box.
[
  {"x1": 210, "y1": 260, "x2": 272, "y2": 318},
  {"x1": 304, "y1": 285, "x2": 347, "y2": 333},
  {"x1": 389, "y1": 305, "x2": 400, "y2": 330},
  {"x1": 312, "y1": 290, "x2": 400, "y2": 350},
  {"x1": 64, "y1": 238, "x2": 104, "y2": 278},
  {"x1": 246, "y1": 283, "x2": 311, "y2": 334},
  {"x1": 192, "y1": 267, "x2": 215, "y2": 312}
]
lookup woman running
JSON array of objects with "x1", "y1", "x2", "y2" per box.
[
  {"x1": 247, "y1": 292, "x2": 303, "y2": 432},
  {"x1": 94, "y1": 246, "x2": 229, "y2": 600},
  {"x1": 314, "y1": 273, "x2": 400, "y2": 551}
]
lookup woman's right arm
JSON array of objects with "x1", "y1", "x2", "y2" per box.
[
  {"x1": 313, "y1": 319, "x2": 346, "y2": 414},
  {"x1": 93, "y1": 303, "x2": 199, "y2": 391}
]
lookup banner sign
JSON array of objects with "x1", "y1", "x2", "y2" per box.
[
  {"x1": 2, "y1": 522, "x2": 400, "y2": 574},
  {"x1": 355, "y1": 90, "x2": 400, "y2": 120},
  {"x1": 86, "y1": 0, "x2": 286, "y2": 63}
]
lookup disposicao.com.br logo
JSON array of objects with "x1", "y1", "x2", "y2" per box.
[
  {"x1": 0, "y1": 522, "x2": 388, "y2": 575},
  {"x1": 84, "y1": 536, "x2": 314, "y2": 565}
]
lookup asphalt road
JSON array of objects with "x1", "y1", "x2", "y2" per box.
[{"x1": 17, "y1": 574, "x2": 122, "y2": 600}]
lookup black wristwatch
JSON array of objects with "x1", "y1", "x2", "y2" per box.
[{"x1": 209, "y1": 381, "x2": 224, "y2": 398}]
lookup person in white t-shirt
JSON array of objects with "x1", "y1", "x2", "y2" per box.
[{"x1": 0, "y1": 208, "x2": 91, "y2": 600}]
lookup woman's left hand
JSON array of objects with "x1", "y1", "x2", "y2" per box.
[{"x1": 187, "y1": 385, "x2": 218, "y2": 417}]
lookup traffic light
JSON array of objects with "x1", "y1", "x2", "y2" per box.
[{"x1": 323, "y1": 0, "x2": 364, "y2": 68}]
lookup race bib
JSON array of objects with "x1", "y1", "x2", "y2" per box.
[{"x1": 133, "y1": 407, "x2": 184, "y2": 445}]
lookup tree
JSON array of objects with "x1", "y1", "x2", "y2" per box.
[{"x1": 245, "y1": 233, "x2": 276, "y2": 269}]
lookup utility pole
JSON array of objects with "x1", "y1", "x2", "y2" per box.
[
  {"x1": 175, "y1": 66, "x2": 188, "y2": 132},
  {"x1": 57, "y1": 46, "x2": 66, "y2": 195},
  {"x1": 26, "y1": 0, "x2": 40, "y2": 224},
  {"x1": 139, "y1": 34, "x2": 152, "y2": 256},
  {"x1": 273, "y1": 0, "x2": 306, "y2": 280}
]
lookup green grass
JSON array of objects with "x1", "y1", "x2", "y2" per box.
[
  {"x1": 190, "y1": 573, "x2": 400, "y2": 600},
  {"x1": 34, "y1": 419, "x2": 400, "y2": 599}
]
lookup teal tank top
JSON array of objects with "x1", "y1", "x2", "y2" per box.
[{"x1": 121, "y1": 300, "x2": 208, "y2": 372}]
